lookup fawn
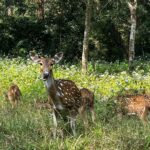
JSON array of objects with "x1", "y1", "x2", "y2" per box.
[
  {"x1": 80, "y1": 88, "x2": 95, "y2": 125},
  {"x1": 117, "y1": 94, "x2": 150, "y2": 123},
  {"x1": 5, "y1": 84, "x2": 22, "y2": 108},
  {"x1": 30, "y1": 52, "x2": 83, "y2": 137},
  {"x1": 35, "y1": 99, "x2": 51, "y2": 110}
]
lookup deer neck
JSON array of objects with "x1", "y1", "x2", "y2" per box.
[
  {"x1": 44, "y1": 72, "x2": 56, "y2": 92},
  {"x1": 43, "y1": 72, "x2": 63, "y2": 109}
]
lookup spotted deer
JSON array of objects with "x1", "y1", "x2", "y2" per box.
[
  {"x1": 80, "y1": 88, "x2": 95, "y2": 125},
  {"x1": 34, "y1": 99, "x2": 51, "y2": 110},
  {"x1": 30, "y1": 52, "x2": 82, "y2": 137},
  {"x1": 117, "y1": 94, "x2": 150, "y2": 123},
  {"x1": 5, "y1": 84, "x2": 22, "y2": 108}
]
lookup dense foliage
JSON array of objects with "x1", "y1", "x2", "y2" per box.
[
  {"x1": 0, "y1": 0, "x2": 149, "y2": 60},
  {"x1": 1, "y1": 58, "x2": 150, "y2": 149}
]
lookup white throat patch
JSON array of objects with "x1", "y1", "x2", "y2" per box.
[{"x1": 44, "y1": 78, "x2": 53, "y2": 89}]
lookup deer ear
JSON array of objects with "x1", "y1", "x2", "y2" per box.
[
  {"x1": 52, "y1": 52, "x2": 63, "y2": 64},
  {"x1": 29, "y1": 51, "x2": 40, "y2": 63}
]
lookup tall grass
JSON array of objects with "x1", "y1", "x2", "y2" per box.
[{"x1": 1, "y1": 58, "x2": 150, "y2": 149}]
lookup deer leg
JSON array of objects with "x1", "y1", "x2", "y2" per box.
[
  {"x1": 15, "y1": 100, "x2": 18, "y2": 107},
  {"x1": 90, "y1": 107, "x2": 96, "y2": 123},
  {"x1": 139, "y1": 107, "x2": 148, "y2": 125},
  {"x1": 12, "y1": 103, "x2": 14, "y2": 109},
  {"x1": 81, "y1": 107, "x2": 88, "y2": 127},
  {"x1": 69, "y1": 111, "x2": 77, "y2": 136},
  {"x1": 9, "y1": 97, "x2": 14, "y2": 108},
  {"x1": 90, "y1": 95, "x2": 95, "y2": 123},
  {"x1": 80, "y1": 97, "x2": 88, "y2": 127},
  {"x1": 52, "y1": 109, "x2": 58, "y2": 138},
  {"x1": 11, "y1": 101, "x2": 15, "y2": 109},
  {"x1": 70, "y1": 116, "x2": 76, "y2": 136}
]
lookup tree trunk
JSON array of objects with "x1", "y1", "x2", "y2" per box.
[
  {"x1": 82, "y1": 0, "x2": 92, "y2": 74},
  {"x1": 37, "y1": 0, "x2": 45, "y2": 20},
  {"x1": 128, "y1": 0, "x2": 137, "y2": 67},
  {"x1": 6, "y1": 0, "x2": 13, "y2": 16}
]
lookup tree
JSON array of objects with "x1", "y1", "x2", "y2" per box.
[
  {"x1": 128, "y1": 0, "x2": 137, "y2": 66},
  {"x1": 36, "y1": 0, "x2": 45, "y2": 20},
  {"x1": 6, "y1": 0, "x2": 14, "y2": 16},
  {"x1": 82, "y1": 0, "x2": 92, "y2": 73},
  {"x1": 0, "y1": 0, "x2": 150, "y2": 60}
]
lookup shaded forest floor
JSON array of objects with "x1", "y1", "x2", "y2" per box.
[{"x1": 1, "y1": 58, "x2": 150, "y2": 149}]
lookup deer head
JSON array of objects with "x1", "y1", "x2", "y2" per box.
[
  {"x1": 30, "y1": 51, "x2": 63, "y2": 81},
  {"x1": 5, "y1": 84, "x2": 22, "y2": 108}
]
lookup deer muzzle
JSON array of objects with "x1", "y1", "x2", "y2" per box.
[{"x1": 42, "y1": 72, "x2": 50, "y2": 80}]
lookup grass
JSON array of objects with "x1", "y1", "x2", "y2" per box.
[{"x1": 1, "y1": 58, "x2": 150, "y2": 149}]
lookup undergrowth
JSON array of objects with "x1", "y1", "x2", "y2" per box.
[{"x1": 0, "y1": 58, "x2": 150, "y2": 149}]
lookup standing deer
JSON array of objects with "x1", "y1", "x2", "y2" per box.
[
  {"x1": 117, "y1": 94, "x2": 150, "y2": 123},
  {"x1": 30, "y1": 52, "x2": 82, "y2": 137},
  {"x1": 80, "y1": 88, "x2": 95, "y2": 125},
  {"x1": 5, "y1": 84, "x2": 22, "y2": 108}
]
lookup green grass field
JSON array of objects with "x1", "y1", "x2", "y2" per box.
[{"x1": 1, "y1": 58, "x2": 150, "y2": 149}]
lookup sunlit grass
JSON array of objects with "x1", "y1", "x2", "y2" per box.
[{"x1": 1, "y1": 58, "x2": 150, "y2": 149}]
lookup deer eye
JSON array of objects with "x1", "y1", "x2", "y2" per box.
[
  {"x1": 39, "y1": 63, "x2": 43, "y2": 66},
  {"x1": 49, "y1": 62, "x2": 53, "y2": 66}
]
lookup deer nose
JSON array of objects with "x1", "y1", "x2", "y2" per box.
[{"x1": 43, "y1": 72, "x2": 49, "y2": 80}]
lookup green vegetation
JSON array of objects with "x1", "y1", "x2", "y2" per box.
[
  {"x1": 0, "y1": 0, "x2": 150, "y2": 60},
  {"x1": 1, "y1": 58, "x2": 150, "y2": 149}
]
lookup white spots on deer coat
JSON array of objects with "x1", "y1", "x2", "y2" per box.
[
  {"x1": 65, "y1": 97, "x2": 68, "y2": 100},
  {"x1": 56, "y1": 91, "x2": 64, "y2": 97},
  {"x1": 54, "y1": 79, "x2": 82, "y2": 111},
  {"x1": 71, "y1": 98, "x2": 75, "y2": 102},
  {"x1": 65, "y1": 92, "x2": 71, "y2": 96},
  {"x1": 61, "y1": 92, "x2": 64, "y2": 96},
  {"x1": 60, "y1": 83, "x2": 64, "y2": 86},
  {"x1": 58, "y1": 86, "x2": 62, "y2": 91}
]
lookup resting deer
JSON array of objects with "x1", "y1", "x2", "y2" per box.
[
  {"x1": 117, "y1": 94, "x2": 150, "y2": 123},
  {"x1": 30, "y1": 52, "x2": 82, "y2": 137},
  {"x1": 80, "y1": 88, "x2": 95, "y2": 125},
  {"x1": 5, "y1": 84, "x2": 22, "y2": 108},
  {"x1": 35, "y1": 99, "x2": 51, "y2": 110}
]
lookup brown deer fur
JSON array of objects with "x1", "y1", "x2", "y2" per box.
[
  {"x1": 30, "y1": 52, "x2": 82, "y2": 137},
  {"x1": 117, "y1": 94, "x2": 150, "y2": 123},
  {"x1": 35, "y1": 100, "x2": 51, "y2": 110},
  {"x1": 80, "y1": 88, "x2": 95, "y2": 124},
  {"x1": 5, "y1": 84, "x2": 22, "y2": 108}
]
